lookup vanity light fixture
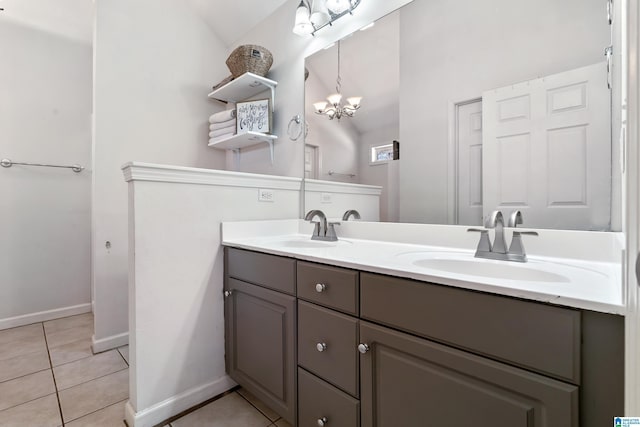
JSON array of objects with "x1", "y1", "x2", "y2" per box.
[
  {"x1": 313, "y1": 40, "x2": 362, "y2": 120},
  {"x1": 292, "y1": 0, "x2": 362, "y2": 36}
]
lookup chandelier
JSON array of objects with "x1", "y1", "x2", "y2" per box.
[
  {"x1": 292, "y1": 0, "x2": 362, "y2": 36},
  {"x1": 313, "y1": 41, "x2": 362, "y2": 120}
]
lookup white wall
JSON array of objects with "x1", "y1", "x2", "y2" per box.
[
  {"x1": 359, "y1": 126, "x2": 400, "y2": 222},
  {"x1": 227, "y1": 0, "x2": 414, "y2": 178},
  {"x1": 123, "y1": 164, "x2": 302, "y2": 427},
  {"x1": 304, "y1": 179, "x2": 381, "y2": 222},
  {"x1": 398, "y1": 0, "x2": 610, "y2": 224},
  {"x1": 92, "y1": 0, "x2": 229, "y2": 351},
  {"x1": 0, "y1": 21, "x2": 92, "y2": 328}
]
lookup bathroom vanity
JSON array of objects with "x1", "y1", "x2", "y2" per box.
[{"x1": 222, "y1": 220, "x2": 624, "y2": 427}]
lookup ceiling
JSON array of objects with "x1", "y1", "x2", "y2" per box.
[
  {"x1": 305, "y1": 10, "x2": 400, "y2": 135},
  {"x1": 187, "y1": 0, "x2": 290, "y2": 47},
  {"x1": 0, "y1": 0, "x2": 94, "y2": 43},
  {"x1": 0, "y1": 0, "x2": 290, "y2": 46}
]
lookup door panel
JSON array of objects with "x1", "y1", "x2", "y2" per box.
[
  {"x1": 456, "y1": 99, "x2": 483, "y2": 225},
  {"x1": 360, "y1": 321, "x2": 578, "y2": 427},
  {"x1": 482, "y1": 62, "x2": 611, "y2": 230}
]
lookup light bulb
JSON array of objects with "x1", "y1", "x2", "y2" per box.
[
  {"x1": 326, "y1": 0, "x2": 350, "y2": 14},
  {"x1": 293, "y1": 0, "x2": 314, "y2": 36},
  {"x1": 313, "y1": 101, "x2": 328, "y2": 113},
  {"x1": 310, "y1": 0, "x2": 330, "y2": 27},
  {"x1": 347, "y1": 97, "x2": 362, "y2": 107},
  {"x1": 327, "y1": 93, "x2": 342, "y2": 106}
]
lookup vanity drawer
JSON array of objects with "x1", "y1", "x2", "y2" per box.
[
  {"x1": 298, "y1": 368, "x2": 360, "y2": 427},
  {"x1": 226, "y1": 248, "x2": 295, "y2": 295},
  {"x1": 360, "y1": 272, "x2": 581, "y2": 384},
  {"x1": 298, "y1": 300, "x2": 359, "y2": 397},
  {"x1": 297, "y1": 261, "x2": 359, "y2": 315}
]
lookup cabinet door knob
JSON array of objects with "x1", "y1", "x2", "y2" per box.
[
  {"x1": 316, "y1": 342, "x2": 327, "y2": 352},
  {"x1": 358, "y1": 343, "x2": 370, "y2": 354},
  {"x1": 315, "y1": 283, "x2": 326, "y2": 293},
  {"x1": 223, "y1": 290, "x2": 232, "y2": 297},
  {"x1": 317, "y1": 417, "x2": 328, "y2": 426}
]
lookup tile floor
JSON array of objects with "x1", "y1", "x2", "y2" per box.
[{"x1": 0, "y1": 313, "x2": 292, "y2": 427}]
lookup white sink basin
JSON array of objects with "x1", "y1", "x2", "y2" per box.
[
  {"x1": 412, "y1": 258, "x2": 570, "y2": 283},
  {"x1": 259, "y1": 235, "x2": 354, "y2": 249},
  {"x1": 395, "y1": 250, "x2": 608, "y2": 284}
]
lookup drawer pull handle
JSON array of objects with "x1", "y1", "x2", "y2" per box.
[
  {"x1": 358, "y1": 343, "x2": 370, "y2": 354},
  {"x1": 317, "y1": 417, "x2": 328, "y2": 426},
  {"x1": 315, "y1": 283, "x2": 326, "y2": 293},
  {"x1": 316, "y1": 342, "x2": 327, "y2": 352},
  {"x1": 223, "y1": 290, "x2": 232, "y2": 298}
]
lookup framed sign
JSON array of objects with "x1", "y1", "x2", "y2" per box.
[{"x1": 236, "y1": 98, "x2": 271, "y2": 134}]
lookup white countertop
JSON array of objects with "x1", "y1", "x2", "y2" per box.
[{"x1": 221, "y1": 220, "x2": 626, "y2": 315}]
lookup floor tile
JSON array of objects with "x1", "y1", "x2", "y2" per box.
[
  {"x1": 171, "y1": 392, "x2": 271, "y2": 427},
  {"x1": 44, "y1": 313, "x2": 93, "y2": 335},
  {"x1": 59, "y1": 369, "x2": 129, "y2": 423},
  {"x1": 45, "y1": 324, "x2": 93, "y2": 349},
  {"x1": 49, "y1": 338, "x2": 93, "y2": 367},
  {"x1": 237, "y1": 388, "x2": 280, "y2": 421},
  {"x1": 0, "y1": 393, "x2": 61, "y2": 427},
  {"x1": 0, "y1": 347, "x2": 50, "y2": 383},
  {"x1": 0, "y1": 369, "x2": 55, "y2": 411},
  {"x1": 0, "y1": 324, "x2": 47, "y2": 362},
  {"x1": 65, "y1": 399, "x2": 127, "y2": 427},
  {"x1": 54, "y1": 350, "x2": 127, "y2": 391},
  {"x1": 117, "y1": 345, "x2": 129, "y2": 365}
]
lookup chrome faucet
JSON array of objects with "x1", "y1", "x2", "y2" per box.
[
  {"x1": 304, "y1": 210, "x2": 340, "y2": 241},
  {"x1": 467, "y1": 210, "x2": 538, "y2": 262},
  {"x1": 342, "y1": 210, "x2": 361, "y2": 221}
]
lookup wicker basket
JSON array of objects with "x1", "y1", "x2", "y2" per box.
[{"x1": 226, "y1": 45, "x2": 273, "y2": 78}]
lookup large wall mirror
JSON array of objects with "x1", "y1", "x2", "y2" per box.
[{"x1": 303, "y1": 0, "x2": 619, "y2": 231}]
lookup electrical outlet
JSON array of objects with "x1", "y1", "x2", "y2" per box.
[
  {"x1": 258, "y1": 189, "x2": 275, "y2": 202},
  {"x1": 321, "y1": 193, "x2": 332, "y2": 203}
]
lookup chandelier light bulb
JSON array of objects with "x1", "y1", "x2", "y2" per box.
[
  {"x1": 313, "y1": 101, "x2": 328, "y2": 113},
  {"x1": 347, "y1": 96, "x2": 362, "y2": 107},
  {"x1": 326, "y1": 0, "x2": 351, "y2": 14},
  {"x1": 327, "y1": 93, "x2": 342, "y2": 106}
]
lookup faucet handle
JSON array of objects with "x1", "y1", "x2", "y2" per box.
[
  {"x1": 467, "y1": 228, "x2": 492, "y2": 253},
  {"x1": 508, "y1": 230, "x2": 539, "y2": 260},
  {"x1": 325, "y1": 222, "x2": 340, "y2": 241}
]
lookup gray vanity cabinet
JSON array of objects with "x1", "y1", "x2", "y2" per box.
[
  {"x1": 359, "y1": 321, "x2": 578, "y2": 426},
  {"x1": 224, "y1": 248, "x2": 624, "y2": 427},
  {"x1": 224, "y1": 248, "x2": 297, "y2": 424}
]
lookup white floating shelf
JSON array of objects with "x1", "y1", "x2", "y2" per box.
[
  {"x1": 208, "y1": 73, "x2": 277, "y2": 109},
  {"x1": 208, "y1": 132, "x2": 278, "y2": 163}
]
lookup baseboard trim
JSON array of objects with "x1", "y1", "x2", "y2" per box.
[
  {"x1": 0, "y1": 303, "x2": 92, "y2": 330},
  {"x1": 125, "y1": 375, "x2": 236, "y2": 427},
  {"x1": 92, "y1": 331, "x2": 129, "y2": 353}
]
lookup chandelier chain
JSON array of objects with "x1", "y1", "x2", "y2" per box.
[{"x1": 336, "y1": 41, "x2": 342, "y2": 95}]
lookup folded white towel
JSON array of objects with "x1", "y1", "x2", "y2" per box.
[
  {"x1": 209, "y1": 120, "x2": 236, "y2": 132},
  {"x1": 209, "y1": 109, "x2": 236, "y2": 124},
  {"x1": 209, "y1": 132, "x2": 236, "y2": 144},
  {"x1": 209, "y1": 127, "x2": 237, "y2": 138}
]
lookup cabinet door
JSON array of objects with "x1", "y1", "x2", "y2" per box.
[
  {"x1": 359, "y1": 321, "x2": 578, "y2": 427},
  {"x1": 225, "y1": 277, "x2": 296, "y2": 423}
]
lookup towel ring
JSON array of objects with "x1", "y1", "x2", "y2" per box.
[{"x1": 287, "y1": 115, "x2": 308, "y2": 141}]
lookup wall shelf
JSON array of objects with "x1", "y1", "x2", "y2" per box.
[
  {"x1": 208, "y1": 72, "x2": 277, "y2": 111},
  {"x1": 208, "y1": 132, "x2": 277, "y2": 163}
]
